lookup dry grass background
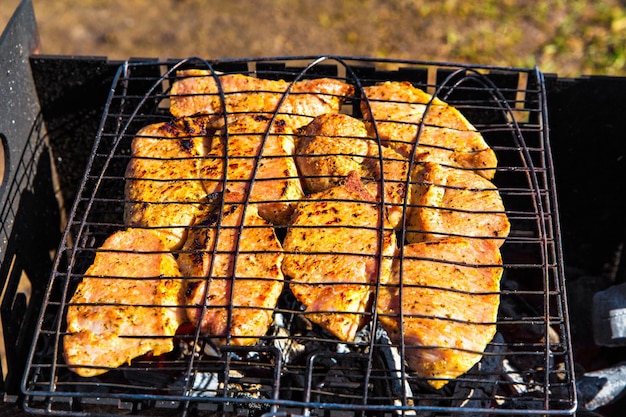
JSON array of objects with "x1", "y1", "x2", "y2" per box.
[{"x1": 2, "y1": 0, "x2": 626, "y2": 77}]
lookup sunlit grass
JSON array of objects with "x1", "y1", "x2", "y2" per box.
[
  {"x1": 11, "y1": 0, "x2": 626, "y2": 77},
  {"x1": 406, "y1": 0, "x2": 626, "y2": 76}
]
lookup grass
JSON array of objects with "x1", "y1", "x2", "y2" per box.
[
  {"x1": 7, "y1": 0, "x2": 625, "y2": 78},
  {"x1": 410, "y1": 0, "x2": 626, "y2": 76}
]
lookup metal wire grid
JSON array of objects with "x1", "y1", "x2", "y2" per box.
[{"x1": 21, "y1": 56, "x2": 576, "y2": 417}]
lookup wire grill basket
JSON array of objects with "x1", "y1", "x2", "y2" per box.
[{"x1": 21, "y1": 56, "x2": 576, "y2": 417}]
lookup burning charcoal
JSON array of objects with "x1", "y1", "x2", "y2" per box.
[
  {"x1": 121, "y1": 369, "x2": 175, "y2": 391},
  {"x1": 270, "y1": 312, "x2": 306, "y2": 364},
  {"x1": 565, "y1": 273, "x2": 612, "y2": 355},
  {"x1": 275, "y1": 315, "x2": 374, "y2": 405},
  {"x1": 221, "y1": 374, "x2": 272, "y2": 416},
  {"x1": 498, "y1": 283, "x2": 559, "y2": 375},
  {"x1": 317, "y1": 366, "x2": 365, "y2": 393},
  {"x1": 593, "y1": 283, "x2": 626, "y2": 347},
  {"x1": 448, "y1": 333, "x2": 504, "y2": 413},
  {"x1": 501, "y1": 359, "x2": 529, "y2": 396},
  {"x1": 499, "y1": 281, "x2": 560, "y2": 345},
  {"x1": 168, "y1": 371, "x2": 220, "y2": 397},
  {"x1": 500, "y1": 355, "x2": 568, "y2": 405},
  {"x1": 373, "y1": 324, "x2": 414, "y2": 406},
  {"x1": 308, "y1": 353, "x2": 372, "y2": 406},
  {"x1": 174, "y1": 323, "x2": 221, "y2": 359},
  {"x1": 577, "y1": 362, "x2": 626, "y2": 411}
]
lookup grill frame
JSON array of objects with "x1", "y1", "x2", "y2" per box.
[{"x1": 17, "y1": 55, "x2": 577, "y2": 416}]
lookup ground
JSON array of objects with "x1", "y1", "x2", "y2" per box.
[{"x1": 2, "y1": 0, "x2": 625, "y2": 78}]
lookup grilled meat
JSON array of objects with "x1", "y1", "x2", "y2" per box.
[
  {"x1": 296, "y1": 113, "x2": 370, "y2": 193},
  {"x1": 377, "y1": 237, "x2": 503, "y2": 389},
  {"x1": 124, "y1": 118, "x2": 213, "y2": 250},
  {"x1": 406, "y1": 162, "x2": 510, "y2": 247},
  {"x1": 178, "y1": 193, "x2": 284, "y2": 346},
  {"x1": 110, "y1": 73, "x2": 508, "y2": 383},
  {"x1": 361, "y1": 144, "x2": 411, "y2": 230},
  {"x1": 170, "y1": 70, "x2": 355, "y2": 130},
  {"x1": 64, "y1": 228, "x2": 185, "y2": 377},
  {"x1": 200, "y1": 114, "x2": 304, "y2": 224},
  {"x1": 282, "y1": 172, "x2": 397, "y2": 341},
  {"x1": 361, "y1": 81, "x2": 497, "y2": 179},
  {"x1": 296, "y1": 113, "x2": 411, "y2": 229}
]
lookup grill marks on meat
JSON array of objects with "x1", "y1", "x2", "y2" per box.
[
  {"x1": 170, "y1": 70, "x2": 355, "y2": 130},
  {"x1": 356, "y1": 81, "x2": 507, "y2": 387},
  {"x1": 201, "y1": 114, "x2": 304, "y2": 225},
  {"x1": 71, "y1": 74, "x2": 510, "y2": 388},
  {"x1": 361, "y1": 144, "x2": 411, "y2": 231},
  {"x1": 296, "y1": 113, "x2": 411, "y2": 230},
  {"x1": 296, "y1": 113, "x2": 371, "y2": 193},
  {"x1": 64, "y1": 228, "x2": 185, "y2": 377},
  {"x1": 124, "y1": 118, "x2": 213, "y2": 250},
  {"x1": 177, "y1": 195, "x2": 284, "y2": 346},
  {"x1": 377, "y1": 237, "x2": 503, "y2": 389},
  {"x1": 407, "y1": 162, "x2": 510, "y2": 247},
  {"x1": 361, "y1": 81, "x2": 497, "y2": 180},
  {"x1": 282, "y1": 172, "x2": 397, "y2": 342}
]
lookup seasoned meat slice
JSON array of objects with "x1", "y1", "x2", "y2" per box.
[
  {"x1": 295, "y1": 114, "x2": 410, "y2": 230},
  {"x1": 361, "y1": 144, "x2": 411, "y2": 230},
  {"x1": 170, "y1": 70, "x2": 355, "y2": 130},
  {"x1": 200, "y1": 114, "x2": 304, "y2": 224},
  {"x1": 178, "y1": 194, "x2": 284, "y2": 346},
  {"x1": 406, "y1": 162, "x2": 510, "y2": 247},
  {"x1": 296, "y1": 113, "x2": 370, "y2": 193},
  {"x1": 64, "y1": 228, "x2": 185, "y2": 377},
  {"x1": 377, "y1": 237, "x2": 503, "y2": 389},
  {"x1": 124, "y1": 118, "x2": 213, "y2": 250},
  {"x1": 407, "y1": 126, "x2": 498, "y2": 180},
  {"x1": 361, "y1": 81, "x2": 497, "y2": 179},
  {"x1": 282, "y1": 172, "x2": 397, "y2": 342}
]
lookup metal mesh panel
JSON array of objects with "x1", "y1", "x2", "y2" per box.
[{"x1": 22, "y1": 56, "x2": 576, "y2": 417}]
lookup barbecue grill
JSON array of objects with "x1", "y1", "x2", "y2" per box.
[{"x1": 3, "y1": 1, "x2": 626, "y2": 417}]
